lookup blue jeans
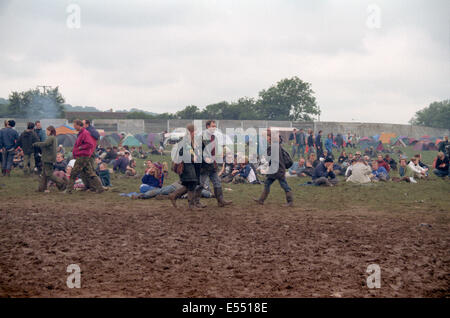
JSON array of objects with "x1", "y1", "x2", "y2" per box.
[
  {"x1": 433, "y1": 169, "x2": 448, "y2": 177},
  {"x1": 199, "y1": 169, "x2": 222, "y2": 190},
  {"x1": 141, "y1": 184, "x2": 176, "y2": 199},
  {"x1": 264, "y1": 177, "x2": 291, "y2": 193},
  {"x1": 2, "y1": 149, "x2": 15, "y2": 171}
]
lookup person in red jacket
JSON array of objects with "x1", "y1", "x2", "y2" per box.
[
  {"x1": 376, "y1": 154, "x2": 390, "y2": 172},
  {"x1": 65, "y1": 119, "x2": 104, "y2": 194}
]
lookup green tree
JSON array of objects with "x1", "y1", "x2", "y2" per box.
[
  {"x1": 258, "y1": 76, "x2": 319, "y2": 121},
  {"x1": 409, "y1": 100, "x2": 450, "y2": 129},
  {"x1": 8, "y1": 87, "x2": 65, "y2": 118},
  {"x1": 175, "y1": 105, "x2": 201, "y2": 119}
]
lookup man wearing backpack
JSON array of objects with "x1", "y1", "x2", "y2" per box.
[{"x1": 254, "y1": 128, "x2": 294, "y2": 207}]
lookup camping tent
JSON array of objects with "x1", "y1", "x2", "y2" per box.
[
  {"x1": 413, "y1": 140, "x2": 437, "y2": 151},
  {"x1": 408, "y1": 138, "x2": 419, "y2": 145},
  {"x1": 99, "y1": 136, "x2": 112, "y2": 148},
  {"x1": 56, "y1": 134, "x2": 77, "y2": 147},
  {"x1": 358, "y1": 137, "x2": 376, "y2": 150},
  {"x1": 379, "y1": 132, "x2": 396, "y2": 144},
  {"x1": 109, "y1": 133, "x2": 121, "y2": 142},
  {"x1": 122, "y1": 135, "x2": 142, "y2": 147},
  {"x1": 135, "y1": 133, "x2": 148, "y2": 144},
  {"x1": 390, "y1": 137, "x2": 407, "y2": 147},
  {"x1": 55, "y1": 125, "x2": 77, "y2": 136},
  {"x1": 147, "y1": 133, "x2": 162, "y2": 148},
  {"x1": 376, "y1": 141, "x2": 385, "y2": 152}
]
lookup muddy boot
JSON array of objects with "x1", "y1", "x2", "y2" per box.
[
  {"x1": 168, "y1": 186, "x2": 188, "y2": 209},
  {"x1": 194, "y1": 186, "x2": 207, "y2": 208},
  {"x1": 254, "y1": 188, "x2": 269, "y2": 205},
  {"x1": 214, "y1": 187, "x2": 232, "y2": 207},
  {"x1": 283, "y1": 191, "x2": 294, "y2": 207},
  {"x1": 37, "y1": 175, "x2": 47, "y2": 192},
  {"x1": 187, "y1": 190, "x2": 196, "y2": 211},
  {"x1": 90, "y1": 176, "x2": 104, "y2": 193}
]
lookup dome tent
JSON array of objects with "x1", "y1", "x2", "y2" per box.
[
  {"x1": 56, "y1": 134, "x2": 77, "y2": 147},
  {"x1": 122, "y1": 135, "x2": 142, "y2": 147},
  {"x1": 55, "y1": 124, "x2": 77, "y2": 136}
]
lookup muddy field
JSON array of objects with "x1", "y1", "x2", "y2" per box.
[{"x1": 0, "y1": 196, "x2": 448, "y2": 298}]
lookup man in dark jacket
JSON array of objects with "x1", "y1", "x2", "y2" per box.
[
  {"x1": 34, "y1": 120, "x2": 46, "y2": 173},
  {"x1": 1, "y1": 120, "x2": 19, "y2": 176},
  {"x1": 83, "y1": 119, "x2": 100, "y2": 141},
  {"x1": 18, "y1": 122, "x2": 39, "y2": 175},
  {"x1": 254, "y1": 128, "x2": 293, "y2": 207},
  {"x1": 294, "y1": 128, "x2": 306, "y2": 159},
  {"x1": 315, "y1": 130, "x2": 324, "y2": 159},
  {"x1": 307, "y1": 129, "x2": 315, "y2": 154},
  {"x1": 196, "y1": 120, "x2": 232, "y2": 208},
  {"x1": 312, "y1": 157, "x2": 339, "y2": 186}
]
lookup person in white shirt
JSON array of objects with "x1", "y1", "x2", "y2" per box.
[{"x1": 408, "y1": 157, "x2": 427, "y2": 179}]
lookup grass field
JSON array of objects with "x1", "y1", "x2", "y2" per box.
[{"x1": 0, "y1": 144, "x2": 448, "y2": 297}]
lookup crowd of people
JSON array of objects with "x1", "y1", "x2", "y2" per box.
[{"x1": 0, "y1": 118, "x2": 449, "y2": 208}]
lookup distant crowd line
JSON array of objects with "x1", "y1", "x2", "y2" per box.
[{"x1": 0, "y1": 119, "x2": 449, "y2": 208}]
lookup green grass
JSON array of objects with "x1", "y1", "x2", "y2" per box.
[{"x1": 0, "y1": 144, "x2": 449, "y2": 214}]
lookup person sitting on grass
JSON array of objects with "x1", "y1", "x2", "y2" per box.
[
  {"x1": 218, "y1": 153, "x2": 235, "y2": 183},
  {"x1": 113, "y1": 151, "x2": 129, "y2": 174},
  {"x1": 395, "y1": 158, "x2": 417, "y2": 183},
  {"x1": 56, "y1": 145, "x2": 65, "y2": 155},
  {"x1": 308, "y1": 152, "x2": 320, "y2": 168},
  {"x1": 408, "y1": 157, "x2": 428, "y2": 179},
  {"x1": 432, "y1": 151, "x2": 449, "y2": 178},
  {"x1": 384, "y1": 154, "x2": 397, "y2": 170},
  {"x1": 103, "y1": 147, "x2": 117, "y2": 164},
  {"x1": 138, "y1": 160, "x2": 164, "y2": 193},
  {"x1": 371, "y1": 160, "x2": 389, "y2": 182},
  {"x1": 286, "y1": 157, "x2": 306, "y2": 177},
  {"x1": 338, "y1": 150, "x2": 348, "y2": 165},
  {"x1": 312, "y1": 157, "x2": 338, "y2": 186},
  {"x1": 138, "y1": 146, "x2": 147, "y2": 159},
  {"x1": 125, "y1": 159, "x2": 137, "y2": 177},
  {"x1": 54, "y1": 153, "x2": 67, "y2": 172},
  {"x1": 346, "y1": 159, "x2": 372, "y2": 184},
  {"x1": 232, "y1": 157, "x2": 259, "y2": 184},
  {"x1": 98, "y1": 162, "x2": 111, "y2": 187},
  {"x1": 414, "y1": 154, "x2": 429, "y2": 172}
]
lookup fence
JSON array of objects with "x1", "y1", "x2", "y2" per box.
[{"x1": 1, "y1": 118, "x2": 448, "y2": 139}]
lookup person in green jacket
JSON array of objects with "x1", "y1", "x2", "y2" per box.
[
  {"x1": 168, "y1": 123, "x2": 202, "y2": 210},
  {"x1": 33, "y1": 126, "x2": 67, "y2": 192}
]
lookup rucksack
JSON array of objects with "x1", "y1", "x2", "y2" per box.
[{"x1": 281, "y1": 147, "x2": 293, "y2": 169}]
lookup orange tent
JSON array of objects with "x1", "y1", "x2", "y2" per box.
[
  {"x1": 55, "y1": 125, "x2": 77, "y2": 136},
  {"x1": 379, "y1": 132, "x2": 396, "y2": 144}
]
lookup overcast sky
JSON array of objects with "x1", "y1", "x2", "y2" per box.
[{"x1": 0, "y1": 0, "x2": 449, "y2": 123}]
